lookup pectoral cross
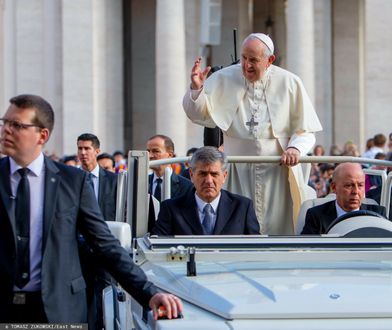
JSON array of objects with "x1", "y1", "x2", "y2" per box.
[{"x1": 246, "y1": 116, "x2": 259, "y2": 134}]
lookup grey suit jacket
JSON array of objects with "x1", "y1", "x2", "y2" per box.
[
  {"x1": 301, "y1": 200, "x2": 387, "y2": 235},
  {"x1": 0, "y1": 156, "x2": 158, "y2": 323},
  {"x1": 151, "y1": 189, "x2": 260, "y2": 235}
]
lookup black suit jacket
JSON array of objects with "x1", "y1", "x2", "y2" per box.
[
  {"x1": 151, "y1": 189, "x2": 260, "y2": 235},
  {"x1": 0, "y1": 156, "x2": 158, "y2": 323},
  {"x1": 301, "y1": 200, "x2": 387, "y2": 235},
  {"x1": 148, "y1": 172, "x2": 193, "y2": 200},
  {"x1": 98, "y1": 167, "x2": 117, "y2": 222}
]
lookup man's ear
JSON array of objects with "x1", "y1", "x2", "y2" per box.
[
  {"x1": 95, "y1": 148, "x2": 101, "y2": 156},
  {"x1": 189, "y1": 168, "x2": 194, "y2": 182},
  {"x1": 268, "y1": 55, "x2": 276, "y2": 65},
  {"x1": 39, "y1": 128, "x2": 50, "y2": 145},
  {"x1": 330, "y1": 182, "x2": 336, "y2": 193}
]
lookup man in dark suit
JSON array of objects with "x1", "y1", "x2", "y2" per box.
[
  {"x1": 146, "y1": 134, "x2": 193, "y2": 202},
  {"x1": 77, "y1": 133, "x2": 118, "y2": 329},
  {"x1": 152, "y1": 146, "x2": 260, "y2": 235},
  {"x1": 0, "y1": 94, "x2": 182, "y2": 323},
  {"x1": 301, "y1": 163, "x2": 386, "y2": 235},
  {"x1": 77, "y1": 133, "x2": 117, "y2": 222}
]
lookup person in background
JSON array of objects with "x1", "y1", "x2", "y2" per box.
[
  {"x1": 97, "y1": 152, "x2": 116, "y2": 173},
  {"x1": 146, "y1": 134, "x2": 193, "y2": 203},
  {"x1": 62, "y1": 154, "x2": 78, "y2": 167},
  {"x1": 113, "y1": 150, "x2": 127, "y2": 173},
  {"x1": 180, "y1": 147, "x2": 198, "y2": 180}
]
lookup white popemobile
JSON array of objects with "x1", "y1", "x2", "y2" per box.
[{"x1": 104, "y1": 152, "x2": 392, "y2": 330}]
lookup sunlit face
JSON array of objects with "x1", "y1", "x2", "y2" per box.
[
  {"x1": 77, "y1": 140, "x2": 100, "y2": 172},
  {"x1": 190, "y1": 161, "x2": 227, "y2": 203},
  {"x1": 0, "y1": 105, "x2": 48, "y2": 166},
  {"x1": 332, "y1": 164, "x2": 365, "y2": 212},
  {"x1": 241, "y1": 38, "x2": 275, "y2": 83},
  {"x1": 146, "y1": 137, "x2": 173, "y2": 174}
]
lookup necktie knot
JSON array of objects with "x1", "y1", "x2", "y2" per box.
[
  {"x1": 203, "y1": 203, "x2": 213, "y2": 214},
  {"x1": 17, "y1": 168, "x2": 29, "y2": 178}
]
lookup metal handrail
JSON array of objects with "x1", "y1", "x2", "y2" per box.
[
  {"x1": 126, "y1": 153, "x2": 392, "y2": 239},
  {"x1": 150, "y1": 155, "x2": 392, "y2": 167}
]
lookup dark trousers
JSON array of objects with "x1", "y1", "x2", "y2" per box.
[{"x1": 8, "y1": 291, "x2": 48, "y2": 323}]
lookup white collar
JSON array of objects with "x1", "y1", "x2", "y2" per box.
[
  {"x1": 10, "y1": 152, "x2": 44, "y2": 177},
  {"x1": 194, "y1": 192, "x2": 221, "y2": 214},
  {"x1": 90, "y1": 164, "x2": 100, "y2": 178},
  {"x1": 335, "y1": 200, "x2": 359, "y2": 218},
  {"x1": 153, "y1": 167, "x2": 172, "y2": 181}
]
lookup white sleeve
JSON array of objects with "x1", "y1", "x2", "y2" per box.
[
  {"x1": 182, "y1": 88, "x2": 216, "y2": 127},
  {"x1": 287, "y1": 132, "x2": 316, "y2": 155}
]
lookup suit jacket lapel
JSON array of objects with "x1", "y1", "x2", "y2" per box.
[
  {"x1": 42, "y1": 157, "x2": 60, "y2": 251},
  {"x1": 321, "y1": 201, "x2": 338, "y2": 231},
  {"x1": 171, "y1": 173, "x2": 180, "y2": 197},
  {"x1": 98, "y1": 167, "x2": 106, "y2": 206},
  {"x1": 148, "y1": 174, "x2": 153, "y2": 195},
  {"x1": 0, "y1": 157, "x2": 16, "y2": 238},
  {"x1": 213, "y1": 191, "x2": 234, "y2": 234},
  {"x1": 181, "y1": 191, "x2": 204, "y2": 235}
]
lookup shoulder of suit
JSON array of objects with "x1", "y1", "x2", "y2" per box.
[
  {"x1": 49, "y1": 159, "x2": 85, "y2": 178},
  {"x1": 308, "y1": 200, "x2": 335, "y2": 213},
  {"x1": 177, "y1": 174, "x2": 192, "y2": 185},
  {"x1": 221, "y1": 189, "x2": 252, "y2": 204},
  {"x1": 100, "y1": 167, "x2": 117, "y2": 179}
]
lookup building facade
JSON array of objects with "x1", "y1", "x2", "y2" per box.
[{"x1": 1, "y1": 0, "x2": 392, "y2": 157}]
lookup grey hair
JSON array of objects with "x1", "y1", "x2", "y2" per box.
[
  {"x1": 190, "y1": 146, "x2": 228, "y2": 171},
  {"x1": 242, "y1": 35, "x2": 273, "y2": 58}
]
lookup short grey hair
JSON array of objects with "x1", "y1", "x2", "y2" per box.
[{"x1": 190, "y1": 146, "x2": 228, "y2": 171}]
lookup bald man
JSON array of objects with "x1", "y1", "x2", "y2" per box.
[{"x1": 301, "y1": 163, "x2": 386, "y2": 235}]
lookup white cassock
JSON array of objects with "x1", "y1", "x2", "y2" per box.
[{"x1": 183, "y1": 64, "x2": 323, "y2": 235}]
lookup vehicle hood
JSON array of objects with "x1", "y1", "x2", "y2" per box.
[{"x1": 142, "y1": 259, "x2": 392, "y2": 320}]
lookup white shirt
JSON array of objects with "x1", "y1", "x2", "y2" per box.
[
  {"x1": 89, "y1": 164, "x2": 100, "y2": 200},
  {"x1": 152, "y1": 167, "x2": 173, "y2": 195},
  {"x1": 10, "y1": 153, "x2": 45, "y2": 292},
  {"x1": 335, "y1": 201, "x2": 359, "y2": 218}
]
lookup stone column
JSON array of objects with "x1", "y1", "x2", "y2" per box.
[
  {"x1": 286, "y1": 0, "x2": 315, "y2": 103},
  {"x1": 2, "y1": 0, "x2": 16, "y2": 112},
  {"x1": 43, "y1": 0, "x2": 63, "y2": 155},
  {"x1": 62, "y1": 0, "x2": 123, "y2": 155},
  {"x1": 156, "y1": 0, "x2": 188, "y2": 155},
  {"x1": 332, "y1": 0, "x2": 365, "y2": 150},
  {"x1": 0, "y1": 0, "x2": 5, "y2": 110}
]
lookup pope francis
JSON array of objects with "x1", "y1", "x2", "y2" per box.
[{"x1": 183, "y1": 33, "x2": 322, "y2": 235}]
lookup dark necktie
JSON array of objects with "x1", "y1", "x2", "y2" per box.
[
  {"x1": 88, "y1": 172, "x2": 96, "y2": 196},
  {"x1": 202, "y1": 204, "x2": 214, "y2": 234},
  {"x1": 154, "y1": 178, "x2": 162, "y2": 202},
  {"x1": 15, "y1": 168, "x2": 30, "y2": 288}
]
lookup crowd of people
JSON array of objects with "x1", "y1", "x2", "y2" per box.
[
  {"x1": 308, "y1": 132, "x2": 392, "y2": 198},
  {"x1": 1, "y1": 31, "x2": 392, "y2": 327}
]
